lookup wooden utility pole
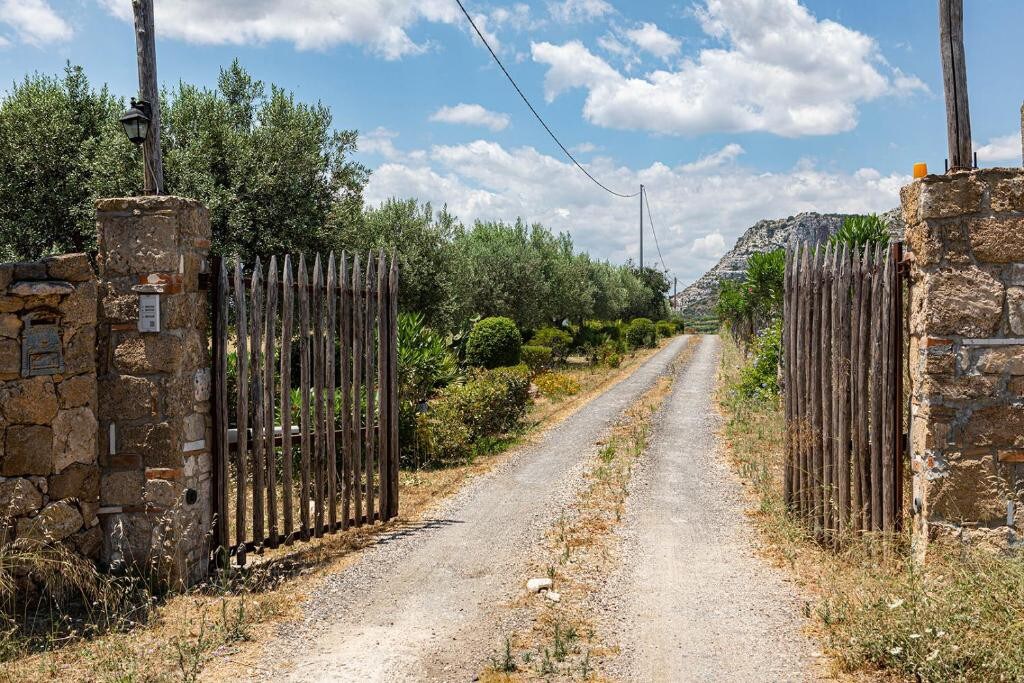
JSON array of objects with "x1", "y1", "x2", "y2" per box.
[
  {"x1": 133, "y1": 0, "x2": 163, "y2": 194},
  {"x1": 639, "y1": 184, "x2": 644, "y2": 271},
  {"x1": 939, "y1": 0, "x2": 972, "y2": 171}
]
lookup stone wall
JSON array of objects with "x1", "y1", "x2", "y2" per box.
[
  {"x1": 901, "y1": 168, "x2": 1024, "y2": 549},
  {"x1": 0, "y1": 254, "x2": 101, "y2": 558},
  {"x1": 96, "y1": 196, "x2": 213, "y2": 586}
]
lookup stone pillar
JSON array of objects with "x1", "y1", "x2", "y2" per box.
[
  {"x1": 95, "y1": 196, "x2": 212, "y2": 585},
  {"x1": 901, "y1": 168, "x2": 1024, "y2": 556}
]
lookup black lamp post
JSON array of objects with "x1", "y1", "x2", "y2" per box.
[{"x1": 119, "y1": 97, "x2": 151, "y2": 146}]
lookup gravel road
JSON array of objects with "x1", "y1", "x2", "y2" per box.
[
  {"x1": 247, "y1": 336, "x2": 690, "y2": 682},
  {"x1": 599, "y1": 335, "x2": 816, "y2": 682}
]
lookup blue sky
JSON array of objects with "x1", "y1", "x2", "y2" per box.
[{"x1": 2, "y1": 0, "x2": 1023, "y2": 285}]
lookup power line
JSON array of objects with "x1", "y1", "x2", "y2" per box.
[
  {"x1": 643, "y1": 187, "x2": 670, "y2": 276},
  {"x1": 453, "y1": 0, "x2": 640, "y2": 199}
]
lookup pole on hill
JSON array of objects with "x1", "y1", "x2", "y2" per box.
[
  {"x1": 133, "y1": 0, "x2": 164, "y2": 194},
  {"x1": 939, "y1": 0, "x2": 972, "y2": 171},
  {"x1": 673, "y1": 276, "x2": 677, "y2": 310},
  {"x1": 639, "y1": 184, "x2": 644, "y2": 271}
]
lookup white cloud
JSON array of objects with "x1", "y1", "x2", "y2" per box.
[
  {"x1": 1, "y1": 0, "x2": 72, "y2": 46},
  {"x1": 679, "y1": 143, "x2": 744, "y2": 172},
  {"x1": 571, "y1": 142, "x2": 599, "y2": 153},
  {"x1": 690, "y1": 232, "x2": 727, "y2": 258},
  {"x1": 98, "y1": 0, "x2": 461, "y2": 57},
  {"x1": 532, "y1": 0, "x2": 927, "y2": 137},
  {"x1": 976, "y1": 133, "x2": 1021, "y2": 163},
  {"x1": 549, "y1": 0, "x2": 614, "y2": 23},
  {"x1": 430, "y1": 103, "x2": 511, "y2": 131},
  {"x1": 625, "y1": 22, "x2": 680, "y2": 61},
  {"x1": 364, "y1": 137, "x2": 906, "y2": 284}
]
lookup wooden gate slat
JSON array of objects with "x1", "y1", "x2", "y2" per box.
[
  {"x1": 365, "y1": 255, "x2": 377, "y2": 522},
  {"x1": 352, "y1": 254, "x2": 363, "y2": 525},
  {"x1": 388, "y1": 254, "x2": 400, "y2": 519},
  {"x1": 265, "y1": 257, "x2": 279, "y2": 548},
  {"x1": 810, "y1": 246, "x2": 824, "y2": 538},
  {"x1": 312, "y1": 255, "x2": 325, "y2": 537},
  {"x1": 233, "y1": 261, "x2": 249, "y2": 556},
  {"x1": 250, "y1": 259, "x2": 265, "y2": 547},
  {"x1": 868, "y1": 244, "x2": 884, "y2": 531},
  {"x1": 327, "y1": 253, "x2": 338, "y2": 532},
  {"x1": 821, "y1": 244, "x2": 834, "y2": 541},
  {"x1": 849, "y1": 248, "x2": 862, "y2": 530},
  {"x1": 880, "y1": 245, "x2": 894, "y2": 532},
  {"x1": 857, "y1": 248, "x2": 872, "y2": 531},
  {"x1": 340, "y1": 253, "x2": 351, "y2": 529},
  {"x1": 297, "y1": 255, "x2": 311, "y2": 539},
  {"x1": 836, "y1": 245, "x2": 852, "y2": 539},
  {"x1": 280, "y1": 255, "x2": 294, "y2": 543},
  {"x1": 782, "y1": 246, "x2": 794, "y2": 508},
  {"x1": 376, "y1": 251, "x2": 389, "y2": 518},
  {"x1": 797, "y1": 245, "x2": 810, "y2": 521}
]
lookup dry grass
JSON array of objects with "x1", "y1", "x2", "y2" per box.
[
  {"x1": 481, "y1": 339, "x2": 696, "y2": 681},
  {"x1": 716, "y1": 332, "x2": 1024, "y2": 683},
  {"x1": 0, "y1": 342, "x2": 671, "y2": 683}
]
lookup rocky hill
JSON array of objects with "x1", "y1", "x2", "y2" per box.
[{"x1": 673, "y1": 209, "x2": 903, "y2": 316}]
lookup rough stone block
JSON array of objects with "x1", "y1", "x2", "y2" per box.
[
  {"x1": 44, "y1": 254, "x2": 93, "y2": 282},
  {"x1": 57, "y1": 375, "x2": 95, "y2": 409},
  {"x1": 920, "y1": 174, "x2": 984, "y2": 219},
  {"x1": 8, "y1": 281, "x2": 74, "y2": 297},
  {"x1": 16, "y1": 500, "x2": 83, "y2": 542},
  {"x1": 0, "y1": 314, "x2": 20, "y2": 338},
  {"x1": 975, "y1": 346, "x2": 1024, "y2": 375},
  {"x1": 62, "y1": 325, "x2": 96, "y2": 375},
  {"x1": 0, "y1": 477, "x2": 43, "y2": 518},
  {"x1": 120, "y1": 421, "x2": 176, "y2": 467},
  {"x1": 70, "y1": 525, "x2": 102, "y2": 558},
  {"x1": 0, "y1": 263, "x2": 12, "y2": 291},
  {"x1": 52, "y1": 407, "x2": 97, "y2": 472},
  {"x1": 0, "y1": 338, "x2": 18, "y2": 377},
  {"x1": 114, "y1": 334, "x2": 182, "y2": 375},
  {"x1": 965, "y1": 404, "x2": 1024, "y2": 449},
  {"x1": 99, "y1": 213, "x2": 179, "y2": 277},
  {"x1": 144, "y1": 478, "x2": 184, "y2": 510},
  {"x1": 97, "y1": 375, "x2": 158, "y2": 420},
  {"x1": 49, "y1": 462, "x2": 100, "y2": 501},
  {"x1": 101, "y1": 292, "x2": 139, "y2": 323},
  {"x1": 184, "y1": 413, "x2": 205, "y2": 442},
  {"x1": 2, "y1": 425, "x2": 53, "y2": 475},
  {"x1": 929, "y1": 455, "x2": 1005, "y2": 524},
  {"x1": 58, "y1": 280, "x2": 97, "y2": 325},
  {"x1": 969, "y1": 216, "x2": 1024, "y2": 264},
  {"x1": 922, "y1": 266, "x2": 1004, "y2": 337},
  {"x1": 100, "y1": 470, "x2": 144, "y2": 506},
  {"x1": 0, "y1": 296, "x2": 22, "y2": 313},
  {"x1": 1, "y1": 377, "x2": 58, "y2": 424},
  {"x1": 991, "y1": 175, "x2": 1024, "y2": 212},
  {"x1": 13, "y1": 261, "x2": 46, "y2": 280},
  {"x1": 1008, "y1": 287, "x2": 1024, "y2": 336}
]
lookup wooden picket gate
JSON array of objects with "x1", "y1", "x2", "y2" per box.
[
  {"x1": 782, "y1": 242, "x2": 906, "y2": 543},
  {"x1": 209, "y1": 251, "x2": 398, "y2": 565}
]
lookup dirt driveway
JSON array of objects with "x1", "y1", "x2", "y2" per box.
[{"x1": 241, "y1": 336, "x2": 690, "y2": 682}]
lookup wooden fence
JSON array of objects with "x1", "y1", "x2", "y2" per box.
[
  {"x1": 210, "y1": 251, "x2": 398, "y2": 565},
  {"x1": 782, "y1": 242, "x2": 905, "y2": 543}
]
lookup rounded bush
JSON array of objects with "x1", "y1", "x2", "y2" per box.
[
  {"x1": 521, "y1": 345, "x2": 553, "y2": 373},
  {"x1": 625, "y1": 317, "x2": 656, "y2": 348},
  {"x1": 529, "y1": 326, "x2": 573, "y2": 361},
  {"x1": 465, "y1": 316, "x2": 522, "y2": 368},
  {"x1": 656, "y1": 320, "x2": 674, "y2": 339}
]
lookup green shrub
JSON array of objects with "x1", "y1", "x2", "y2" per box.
[
  {"x1": 521, "y1": 345, "x2": 553, "y2": 373},
  {"x1": 398, "y1": 312, "x2": 459, "y2": 405},
  {"x1": 737, "y1": 319, "x2": 782, "y2": 400},
  {"x1": 625, "y1": 317, "x2": 656, "y2": 348},
  {"x1": 529, "y1": 326, "x2": 573, "y2": 361},
  {"x1": 465, "y1": 316, "x2": 522, "y2": 368},
  {"x1": 604, "y1": 352, "x2": 621, "y2": 368},
  {"x1": 829, "y1": 214, "x2": 889, "y2": 250},
  {"x1": 442, "y1": 364, "x2": 531, "y2": 441},
  {"x1": 592, "y1": 338, "x2": 623, "y2": 367},
  {"x1": 655, "y1": 320, "x2": 674, "y2": 339},
  {"x1": 413, "y1": 401, "x2": 471, "y2": 466}
]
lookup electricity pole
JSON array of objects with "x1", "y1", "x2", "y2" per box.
[
  {"x1": 639, "y1": 184, "x2": 644, "y2": 271},
  {"x1": 133, "y1": 0, "x2": 163, "y2": 194},
  {"x1": 939, "y1": 0, "x2": 971, "y2": 171},
  {"x1": 673, "y1": 276, "x2": 677, "y2": 309}
]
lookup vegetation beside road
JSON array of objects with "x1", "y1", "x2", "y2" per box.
[{"x1": 717, "y1": 333, "x2": 1024, "y2": 683}]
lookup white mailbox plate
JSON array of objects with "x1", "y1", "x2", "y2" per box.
[{"x1": 138, "y1": 294, "x2": 160, "y2": 332}]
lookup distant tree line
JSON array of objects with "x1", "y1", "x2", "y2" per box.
[{"x1": 0, "y1": 61, "x2": 669, "y2": 330}]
